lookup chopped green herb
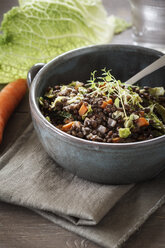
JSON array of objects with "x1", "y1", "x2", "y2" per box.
[
  {"x1": 119, "y1": 128, "x2": 131, "y2": 138},
  {"x1": 45, "y1": 116, "x2": 51, "y2": 122},
  {"x1": 59, "y1": 111, "x2": 72, "y2": 119},
  {"x1": 155, "y1": 103, "x2": 165, "y2": 123}
]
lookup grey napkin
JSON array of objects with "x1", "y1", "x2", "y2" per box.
[{"x1": 1, "y1": 123, "x2": 165, "y2": 248}]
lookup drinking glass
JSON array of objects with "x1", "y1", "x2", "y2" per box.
[{"x1": 129, "y1": 0, "x2": 165, "y2": 50}]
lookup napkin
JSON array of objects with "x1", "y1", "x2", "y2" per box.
[{"x1": 1, "y1": 123, "x2": 165, "y2": 248}]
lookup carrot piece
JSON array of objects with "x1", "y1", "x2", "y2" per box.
[
  {"x1": 101, "y1": 98, "x2": 113, "y2": 108},
  {"x1": 112, "y1": 137, "x2": 121, "y2": 143},
  {"x1": 61, "y1": 121, "x2": 75, "y2": 131},
  {"x1": 0, "y1": 79, "x2": 27, "y2": 144},
  {"x1": 99, "y1": 82, "x2": 106, "y2": 88},
  {"x1": 107, "y1": 98, "x2": 113, "y2": 105},
  {"x1": 136, "y1": 117, "x2": 149, "y2": 127},
  {"x1": 139, "y1": 111, "x2": 145, "y2": 117},
  {"x1": 79, "y1": 103, "x2": 88, "y2": 116},
  {"x1": 64, "y1": 118, "x2": 73, "y2": 124},
  {"x1": 101, "y1": 101, "x2": 108, "y2": 108}
]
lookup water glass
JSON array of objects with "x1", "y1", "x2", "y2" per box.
[{"x1": 129, "y1": 0, "x2": 165, "y2": 50}]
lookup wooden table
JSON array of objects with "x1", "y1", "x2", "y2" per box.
[{"x1": 1, "y1": 1, "x2": 165, "y2": 247}]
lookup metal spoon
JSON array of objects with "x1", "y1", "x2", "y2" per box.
[{"x1": 126, "y1": 54, "x2": 165, "y2": 85}]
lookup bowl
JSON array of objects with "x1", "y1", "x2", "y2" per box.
[{"x1": 27, "y1": 44, "x2": 165, "y2": 184}]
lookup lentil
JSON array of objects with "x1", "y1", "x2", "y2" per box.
[{"x1": 39, "y1": 69, "x2": 165, "y2": 143}]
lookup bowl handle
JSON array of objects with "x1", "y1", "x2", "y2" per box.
[{"x1": 27, "y1": 63, "x2": 45, "y2": 88}]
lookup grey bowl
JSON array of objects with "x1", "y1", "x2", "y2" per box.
[{"x1": 27, "y1": 44, "x2": 165, "y2": 184}]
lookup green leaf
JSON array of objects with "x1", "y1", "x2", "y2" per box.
[
  {"x1": 112, "y1": 110, "x2": 124, "y2": 119},
  {"x1": 44, "y1": 88, "x2": 55, "y2": 98},
  {"x1": 114, "y1": 97, "x2": 120, "y2": 108},
  {"x1": 108, "y1": 15, "x2": 132, "y2": 34},
  {"x1": 59, "y1": 111, "x2": 72, "y2": 119},
  {"x1": 149, "y1": 87, "x2": 165, "y2": 96},
  {"x1": 155, "y1": 103, "x2": 165, "y2": 123},
  {"x1": 148, "y1": 112, "x2": 165, "y2": 131},
  {"x1": 124, "y1": 113, "x2": 139, "y2": 129},
  {"x1": 45, "y1": 116, "x2": 51, "y2": 122},
  {"x1": 119, "y1": 127, "x2": 131, "y2": 138},
  {"x1": 124, "y1": 118, "x2": 133, "y2": 129},
  {"x1": 39, "y1": 96, "x2": 44, "y2": 105},
  {"x1": 51, "y1": 96, "x2": 64, "y2": 108},
  {"x1": 0, "y1": 0, "x2": 117, "y2": 83},
  {"x1": 105, "y1": 75, "x2": 111, "y2": 81}
]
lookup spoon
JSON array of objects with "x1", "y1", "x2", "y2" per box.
[{"x1": 126, "y1": 54, "x2": 165, "y2": 85}]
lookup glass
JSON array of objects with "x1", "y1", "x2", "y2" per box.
[{"x1": 129, "y1": 0, "x2": 165, "y2": 50}]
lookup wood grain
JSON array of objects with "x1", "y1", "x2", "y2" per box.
[
  {"x1": 1, "y1": 199, "x2": 165, "y2": 248},
  {"x1": 0, "y1": 201, "x2": 100, "y2": 248}
]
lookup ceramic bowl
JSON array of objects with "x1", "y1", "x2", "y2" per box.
[{"x1": 27, "y1": 44, "x2": 165, "y2": 184}]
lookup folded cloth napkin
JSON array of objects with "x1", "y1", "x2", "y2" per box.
[{"x1": 1, "y1": 123, "x2": 165, "y2": 248}]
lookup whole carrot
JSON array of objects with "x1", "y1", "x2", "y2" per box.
[{"x1": 0, "y1": 79, "x2": 27, "y2": 144}]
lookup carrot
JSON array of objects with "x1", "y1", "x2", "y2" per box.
[
  {"x1": 101, "y1": 98, "x2": 113, "y2": 108},
  {"x1": 136, "y1": 117, "x2": 149, "y2": 127},
  {"x1": 139, "y1": 111, "x2": 145, "y2": 117},
  {"x1": 112, "y1": 137, "x2": 121, "y2": 143},
  {"x1": 64, "y1": 118, "x2": 73, "y2": 124},
  {"x1": 101, "y1": 101, "x2": 108, "y2": 108},
  {"x1": 107, "y1": 98, "x2": 113, "y2": 105},
  {"x1": 0, "y1": 79, "x2": 27, "y2": 144},
  {"x1": 79, "y1": 103, "x2": 88, "y2": 116},
  {"x1": 61, "y1": 121, "x2": 75, "y2": 131},
  {"x1": 99, "y1": 82, "x2": 106, "y2": 88}
]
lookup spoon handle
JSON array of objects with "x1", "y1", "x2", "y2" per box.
[{"x1": 126, "y1": 54, "x2": 165, "y2": 85}]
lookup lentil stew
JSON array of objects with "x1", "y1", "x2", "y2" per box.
[{"x1": 39, "y1": 69, "x2": 165, "y2": 143}]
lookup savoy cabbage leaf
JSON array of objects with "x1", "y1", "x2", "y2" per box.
[{"x1": 0, "y1": 0, "x2": 129, "y2": 83}]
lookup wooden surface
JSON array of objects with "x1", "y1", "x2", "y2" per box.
[{"x1": 1, "y1": 1, "x2": 165, "y2": 248}]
